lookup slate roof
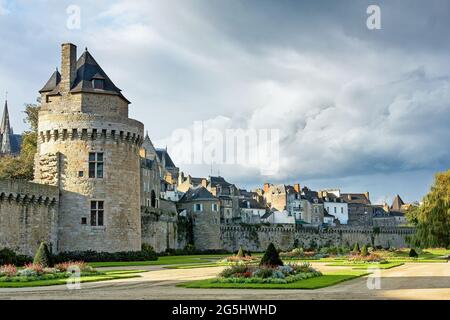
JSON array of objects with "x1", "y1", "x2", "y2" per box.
[
  {"x1": 391, "y1": 195, "x2": 405, "y2": 211},
  {"x1": 39, "y1": 69, "x2": 61, "y2": 93},
  {"x1": 323, "y1": 209, "x2": 335, "y2": 218},
  {"x1": 9, "y1": 134, "x2": 21, "y2": 154},
  {"x1": 40, "y1": 49, "x2": 130, "y2": 103},
  {"x1": 342, "y1": 193, "x2": 371, "y2": 205},
  {"x1": 209, "y1": 176, "x2": 232, "y2": 187},
  {"x1": 179, "y1": 186, "x2": 218, "y2": 202},
  {"x1": 239, "y1": 199, "x2": 265, "y2": 209},
  {"x1": 301, "y1": 187, "x2": 323, "y2": 204},
  {"x1": 156, "y1": 148, "x2": 176, "y2": 168}
]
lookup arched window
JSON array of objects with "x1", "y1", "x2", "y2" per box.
[{"x1": 151, "y1": 190, "x2": 156, "y2": 208}]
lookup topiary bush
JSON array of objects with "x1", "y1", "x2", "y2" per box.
[
  {"x1": 260, "y1": 243, "x2": 283, "y2": 267},
  {"x1": 236, "y1": 246, "x2": 245, "y2": 258},
  {"x1": 409, "y1": 248, "x2": 419, "y2": 258},
  {"x1": 353, "y1": 243, "x2": 360, "y2": 253},
  {"x1": 361, "y1": 244, "x2": 369, "y2": 257},
  {"x1": 33, "y1": 242, "x2": 52, "y2": 267}
]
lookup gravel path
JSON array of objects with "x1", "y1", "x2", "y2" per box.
[{"x1": 0, "y1": 263, "x2": 449, "y2": 300}]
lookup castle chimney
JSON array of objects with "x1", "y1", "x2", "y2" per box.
[
  {"x1": 364, "y1": 191, "x2": 370, "y2": 200},
  {"x1": 293, "y1": 183, "x2": 300, "y2": 193},
  {"x1": 263, "y1": 183, "x2": 270, "y2": 193},
  {"x1": 60, "y1": 43, "x2": 77, "y2": 93}
]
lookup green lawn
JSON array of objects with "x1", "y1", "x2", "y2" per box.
[
  {"x1": 178, "y1": 270, "x2": 368, "y2": 289},
  {"x1": 89, "y1": 254, "x2": 229, "y2": 268},
  {"x1": 0, "y1": 270, "x2": 145, "y2": 288}
]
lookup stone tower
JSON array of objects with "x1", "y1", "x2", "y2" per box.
[{"x1": 35, "y1": 43, "x2": 144, "y2": 252}]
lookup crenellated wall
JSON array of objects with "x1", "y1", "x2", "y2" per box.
[
  {"x1": 220, "y1": 225, "x2": 415, "y2": 252},
  {"x1": 0, "y1": 180, "x2": 59, "y2": 256}
]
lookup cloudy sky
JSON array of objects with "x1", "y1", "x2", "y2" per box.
[{"x1": 1, "y1": 0, "x2": 449, "y2": 204}]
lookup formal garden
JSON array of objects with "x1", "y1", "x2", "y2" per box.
[
  {"x1": 1, "y1": 239, "x2": 449, "y2": 289},
  {"x1": 0, "y1": 243, "x2": 145, "y2": 288}
]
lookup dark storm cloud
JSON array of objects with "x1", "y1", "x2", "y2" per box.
[{"x1": 0, "y1": 0, "x2": 449, "y2": 202}]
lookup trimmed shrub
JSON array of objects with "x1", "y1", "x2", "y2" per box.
[
  {"x1": 52, "y1": 248, "x2": 158, "y2": 263},
  {"x1": 409, "y1": 248, "x2": 419, "y2": 258},
  {"x1": 33, "y1": 242, "x2": 52, "y2": 267},
  {"x1": 361, "y1": 245, "x2": 369, "y2": 257},
  {"x1": 353, "y1": 243, "x2": 360, "y2": 253},
  {"x1": 260, "y1": 243, "x2": 283, "y2": 267},
  {"x1": 0, "y1": 248, "x2": 32, "y2": 267},
  {"x1": 236, "y1": 246, "x2": 245, "y2": 258},
  {"x1": 0, "y1": 248, "x2": 16, "y2": 265}
]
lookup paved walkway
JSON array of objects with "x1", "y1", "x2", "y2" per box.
[{"x1": 0, "y1": 263, "x2": 449, "y2": 300}]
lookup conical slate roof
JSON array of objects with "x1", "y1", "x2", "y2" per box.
[
  {"x1": 39, "y1": 69, "x2": 61, "y2": 93},
  {"x1": 390, "y1": 194, "x2": 405, "y2": 211},
  {"x1": 70, "y1": 50, "x2": 130, "y2": 103},
  {"x1": 40, "y1": 49, "x2": 130, "y2": 103}
]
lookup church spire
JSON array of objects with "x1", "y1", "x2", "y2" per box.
[{"x1": 0, "y1": 99, "x2": 11, "y2": 154}]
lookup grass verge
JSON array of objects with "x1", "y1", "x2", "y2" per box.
[
  {"x1": 177, "y1": 270, "x2": 368, "y2": 289},
  {"x1": 89, "y1": 254, "x2": 228, "y2": 268}
]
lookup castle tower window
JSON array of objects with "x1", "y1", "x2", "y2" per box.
[
  {"x1": 90, "y1": 200, "x2": 104, "y2": 226},
  {"x1": 89, "y1": 152, "x2": 104, "y2": 178},
  {"x1": 92, "y1": 78, "x2": 104, "y2": 90}
]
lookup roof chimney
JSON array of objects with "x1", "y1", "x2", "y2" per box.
[
  {"x1": 60, "y1": 43, "x2": 77, "y2": 93},
  {"x1": 364, "y1": 192, "x2": 370, "y2": 200},
  {"x1": 263, "y1": 183, "x2": 270, "y2": 193},
  {"x1": 293, "y1": 183, "x2": 300, "y2": 193}
]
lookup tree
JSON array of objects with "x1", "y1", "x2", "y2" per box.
[
  {"x1": 0, "y1": 101, "x2": 39, "y2": 181},
  {"x1": 260, "y1": 243, "x2": 283, "y2": 267},
  {"x1": 353, "y1": 242, "x2": 360, "y2": 253},
  {"x1": 33, "y1": 242, "x2": 52, "y2": 267},
  {"x1": 360, "y1": 244, "x2": 368, "y2": 256},
  {"x1": 412, "y1": 169, "x2": 450, "y2": 248}
]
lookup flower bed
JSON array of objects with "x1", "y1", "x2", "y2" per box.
[
  {"x1": 219, "y1": 255, "x2": 259, "y2": 265},
  {"x1": 0, "y1": 261, "x2": 101, "y2": 283},
  {"x1": 213, "y1": 262, "x2": 322, "y2": 284},
  {"x1": 348, "y1": 253, "x2": 386, "y2": 263},
  {"x1": 280, "y1": 248, "x2": 331, "y2": 260}
]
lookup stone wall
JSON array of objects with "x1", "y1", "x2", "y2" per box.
[
  {"x1": 0, "y1": 180, "x2": 59, "y2": 256},
  {"x1": 141, "y1": 212, "x2": 178, "y2": 253},
  {"x1": 220, "y1": 224, "x2": 415, "y2": 252}
]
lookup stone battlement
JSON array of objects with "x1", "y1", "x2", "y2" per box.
[
  {"x1": 0, "y1": 179, "x2": 58, "y2": 205},
  {"x1": 38, "y1": 127, "x2": 143, "y2": 146}
]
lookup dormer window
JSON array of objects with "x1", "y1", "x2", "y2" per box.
[{"x1": 92, "y1": 79, "x2": 104, "y2": 89}]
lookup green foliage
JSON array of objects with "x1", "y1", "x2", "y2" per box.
[
  {"x1": 141, "y1": 243, "x2": 154, "y2": 254},
  {"x1": 33, "y1": 242, "x2": 52, "y2": 267},
  {"x1": 409, "y1": 248, "x2": 419, "y2": 258},
  {"x1": 0, "y1": 248, "x2": 32, "y2": 266},
  {"x1": 360, "y1": 245, "x2": 369, "y2": 257},
  {"x1": 236, "y1": 246, "x2": 245, "y2": 258},
  {"x1": 353, "y1": 243, "x2": 360, "y2": 253},
  {"x1": 0, "y1": 102, "x2": 39, "y2": 181},
  {"x1": 0, "y1": 248, "x2": 16, "y2": 265},
  {"x1": 52, "y1": 249, "x2": 158, "y2": 263},
  {"x1": 412, "y1": 169, "x2": 450, "y2": 248},
  {"x1": 260, "y1": 243, "x2": 283, "y2": 267}
]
